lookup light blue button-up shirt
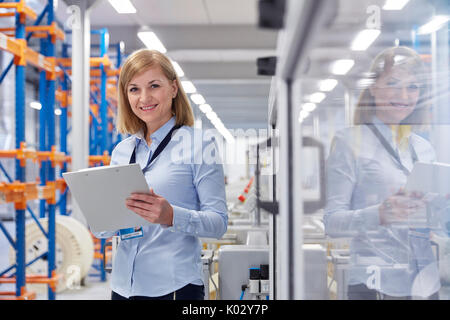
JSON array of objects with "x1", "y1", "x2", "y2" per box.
[
  {"x1": 324, "y1": 117, "x2": 441, "y2": 297},
  {"x1": 95, "y1": 117, "x2": 228, "y2": 298}
]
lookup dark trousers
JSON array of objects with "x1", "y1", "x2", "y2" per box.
[{"x1": 111, "y1": 283, "x2": 205, "y2": 300}]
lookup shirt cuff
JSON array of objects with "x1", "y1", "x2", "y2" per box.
[
  {"x1": 162, "y1": 205, "x2": 193, "y2": 233},
  {"x1": 358, "y1": 204, "x2": 382, "y2": 229}
]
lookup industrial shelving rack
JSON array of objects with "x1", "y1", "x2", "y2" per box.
[{"x1": 0, "y1": 0, "x2": 123, "y2": 299}]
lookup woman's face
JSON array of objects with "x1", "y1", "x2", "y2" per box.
[
  {"x1": 127, "y1": 65, "x2": 177, "y2": 131},
  {"x1": 369, "y1": 66, "x2": 421, "y2": 124}
]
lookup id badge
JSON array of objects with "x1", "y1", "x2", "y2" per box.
[{"x1": 119, "y1": 227, "x2": 144, "y2": 241}]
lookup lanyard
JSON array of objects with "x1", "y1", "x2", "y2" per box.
[
  {"x1": 365, "y1": 124, "x2": 418, "y2": 175},
  {"x1": 129, "y1": 124, "x2": 182, "y2": 172}
]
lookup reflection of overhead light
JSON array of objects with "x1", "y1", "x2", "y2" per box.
[
  {"x1": 319, "y1": 79, "x2": 338, "y2": 92},
  {"x1": 331, "y1": 59, "x2": 355, "y2": 75},
  {"x1": 171, "y1": 60, "x2": 184, "y2": 78},
  {"x1": 137, "y1": 31, "x2": 167, "y2": 53},
  {"x1": 30, "y1": 101, "x2": 42, "y2": 110},
  {"x1": 417, "y1": 16, "x2": 450, "y2": 35},
  {"x1": 298, "y1": 110, "x2": 310, "y2": 122},
  {"x1": 55, "y1": 108, "x2": 62, "y2": 116},
  {"x1": 382, "y1": 0, "x2": 409, "y2": 10},
  {"x1": 108, "y1": 0, "x2": 136, "y2": 14},
  {"x1": 181, "y1": 80, "x2": 196, "y2": 93},
  {"x1": 302, "y1": 103, "x2": 316, "y2": 112},
  {"x1": 199, "y1": 103, "x2": 212, "y2": 113},
  {"x1": 190, "y1": 94, "x2": 205, "y2": 105},
  {"x1": 351, "y1": 29, "x2": 380, "y2": 51},
  {"x1": 357, "y1": 78, "x2": 375, "y2": 89},
  {"x1": 309, "y1": 92, "x2": 326, "y2": 103}
]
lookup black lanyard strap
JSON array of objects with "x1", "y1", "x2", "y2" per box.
[
  {"x1": 129, "y1": 124, "x2": 182, "y2": 170},
  {"x1": 365, "y1": 124, "x2": 418, "y2": 175}
]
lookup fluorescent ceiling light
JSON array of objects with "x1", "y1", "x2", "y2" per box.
[
  {"x1": 302, "y1": 103, "x2": 317, "y2": 112},
  {"x1": 199, "y1": 104, "x2": 212, "y2": 113},
  {"x1": 309, "y1": 92, "x2": 326, "y2": 104},
  {"x1": 181, "y1": 80, "x2": 196, "y2": 94},
  {"x1": 319, "y1": 79, "x2": 338, "y2": 92},
  {"x1": 171, "y1": 60, "x2": 184, "y2": 78},
  {"x1": 382, "y1": 0, "x2": 409, "y2": 10},
  {"x1": 351, "y1": 29, "x2": 381, "y2": 51},
  {"x1": 137, "y1": 31, "x2": 167, "y2": 53},
  {"x1": 54, "y1": 108, "x2": 62, "y2": 116},
  {"x1": 29, "y1": 101, "x2": 42, "y2": 110},
  {"x1": 190, "y1": 94, "x2": 205, "y2": 105},
  {"x1": 331, "y1": 59, "x2": 355, "y2": 75},
  {"x1": 108, "y1": 0, "x2": 136, "y2": 14},
  {"x1": 417, "y1": 15, "x2": 450, "y2": 35},
  {"x1": 206, "y1": 111, "x2": 218, "y2": 122}
]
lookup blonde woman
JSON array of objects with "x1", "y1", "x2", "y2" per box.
[
  {"x1": 96, "y1": 49, "x2": 227, "y2": 300},
  {"x1": 324, "y1": 47, "x2": 440, "y2": 299}
]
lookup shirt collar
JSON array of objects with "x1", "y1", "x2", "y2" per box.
[{"x1": 134, "y1": 117, "x2": 176, "y2": 145}]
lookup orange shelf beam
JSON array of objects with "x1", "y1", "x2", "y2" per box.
[
  {"x1": 0, "y1": 272, "x2": 63, "y2": 292},
  {"x1": 0, "y1": 22, "x2": 64, "y2": 42},
  {"x1": 0, "y1": 32, "x2": 56, "y2": 76},
  {"x1": 0, "y1": 0, "x2": 37, "y2": 21}
]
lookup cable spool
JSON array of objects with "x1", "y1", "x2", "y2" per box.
[{"x1": 9, "y1": 215, "x2": 94, "y2": 294}]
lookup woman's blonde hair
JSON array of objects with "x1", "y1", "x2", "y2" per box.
[
  {"x1": 353, "y1": 46, "x2": 431, "y2": 126},
  {"x1": 116, "y1": 49, "x2": 194, "y2": 135}
]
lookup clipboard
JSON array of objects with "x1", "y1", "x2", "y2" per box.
[
  {"x1": 62, "y1": 163, "x2": 152, "y2": 233},
  {"x1": 405, "y1": 161, "x2": 450, "y2": 195}
]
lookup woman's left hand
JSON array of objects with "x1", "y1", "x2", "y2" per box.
[{"x1": 126, "y1": 188, "x2": 174, "y2": 226}]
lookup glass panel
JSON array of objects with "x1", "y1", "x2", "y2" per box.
[{"x1": 295, "y1": 0, "x2": 450, "y2": 300}]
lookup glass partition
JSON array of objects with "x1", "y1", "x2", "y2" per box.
[{"x1": 293, "y1": 0, "x2": 450, "y2": 300}]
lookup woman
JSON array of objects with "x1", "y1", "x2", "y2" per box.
[
  {"x1": 324, "y1": 46, "x2": 440, "y2": 299},
  {"x1": 96, "y1": 49, "x2": 228, "y2": 300}
]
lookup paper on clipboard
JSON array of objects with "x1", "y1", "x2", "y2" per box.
[
  {"x1": 405, "y1": 161, "x2": 450, "y2": 195},
  {"x1": 62, "y1": 163, "x2": 152, "y2": 233}
]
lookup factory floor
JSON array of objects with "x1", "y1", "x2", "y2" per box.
[{"x1": 0, "y1": 220, "x2": 111, "y2": 300}]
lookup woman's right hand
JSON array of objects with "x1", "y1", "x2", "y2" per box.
[{"x1": 379, "y1": 189, "x2": 425, "y2": 225}]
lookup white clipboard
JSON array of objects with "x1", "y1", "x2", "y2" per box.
[
  {"x1": 62, "y1": 163, "x2": 152, "y2": 233},
  {"x1": 405, "y1": 161, "x2": 450, "y2": 195}
]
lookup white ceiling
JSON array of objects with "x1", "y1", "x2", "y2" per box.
[{"x1": 56, "y1": 0, "x2": 279, "y2": 130}]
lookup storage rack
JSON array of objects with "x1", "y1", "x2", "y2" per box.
[
  {"x1": 0, "y1": 1, "x2": 122, "y2": 299},
  {"x1": 56, "y1": 29, "x2": 122, "y2": 282},
  {"x1": 0, "y1": 0, "x2": 63, "y2": 300}
]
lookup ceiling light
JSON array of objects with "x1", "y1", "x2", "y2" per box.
[
  {"x1": 108, "y1": 0, "x2": 136, "y2": 14},
  {"x1": 171, "y1": 60, "x2": 184, "y2": 78},
  {"x1": 417, "y1": 15, "x2": 450, "y2": 35},
  {"x1": 351, "y1": 29, "x2": 381, "y2": 51},
  {"x1": 309, "y1": 92, "x2": 326, "y2": 103},
  {"x1": 137, "y1": 31, "x2": 167, "y2": 53},
  {"x1": 206, "y1": 111, "x2": 218, "y2": 122},
  {"x1": 29, "y1": 101, "x2": 42, "y2": 110},
  {"x1": 382, "y1": 0, "x2": 409, "y2": 10},
  {"x1": 298, "y1": 110, "x2": 310, "y2": 122},
  {"x1": 181, "y1": 80, "x2": 196, "y2": 94},
  {"x1": 190, "y1": 94, "x2": 205, "y2": 105},
  {"x1": 302, "y1": 103, "x2": 317, "y2": 112},
  {"x1": 319, "y1": 79, "x2": 338, "y2": 92},
  {"x1": 199, "y1": 104, "x2": 212, "y2": 113},
  {"x1": 331, "y1": 59, "x2": 355, "y2": 75}
]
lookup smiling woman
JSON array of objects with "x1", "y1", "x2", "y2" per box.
[
  {"x1": 94, "y1": 49, "x2": 228, "y2": 301},
  {"x1": 116, "y1": 49, "x2": 194, "y2": 142},
  {"x1": 324, "y1": 46, "x2": 440, "y2": 300}
]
